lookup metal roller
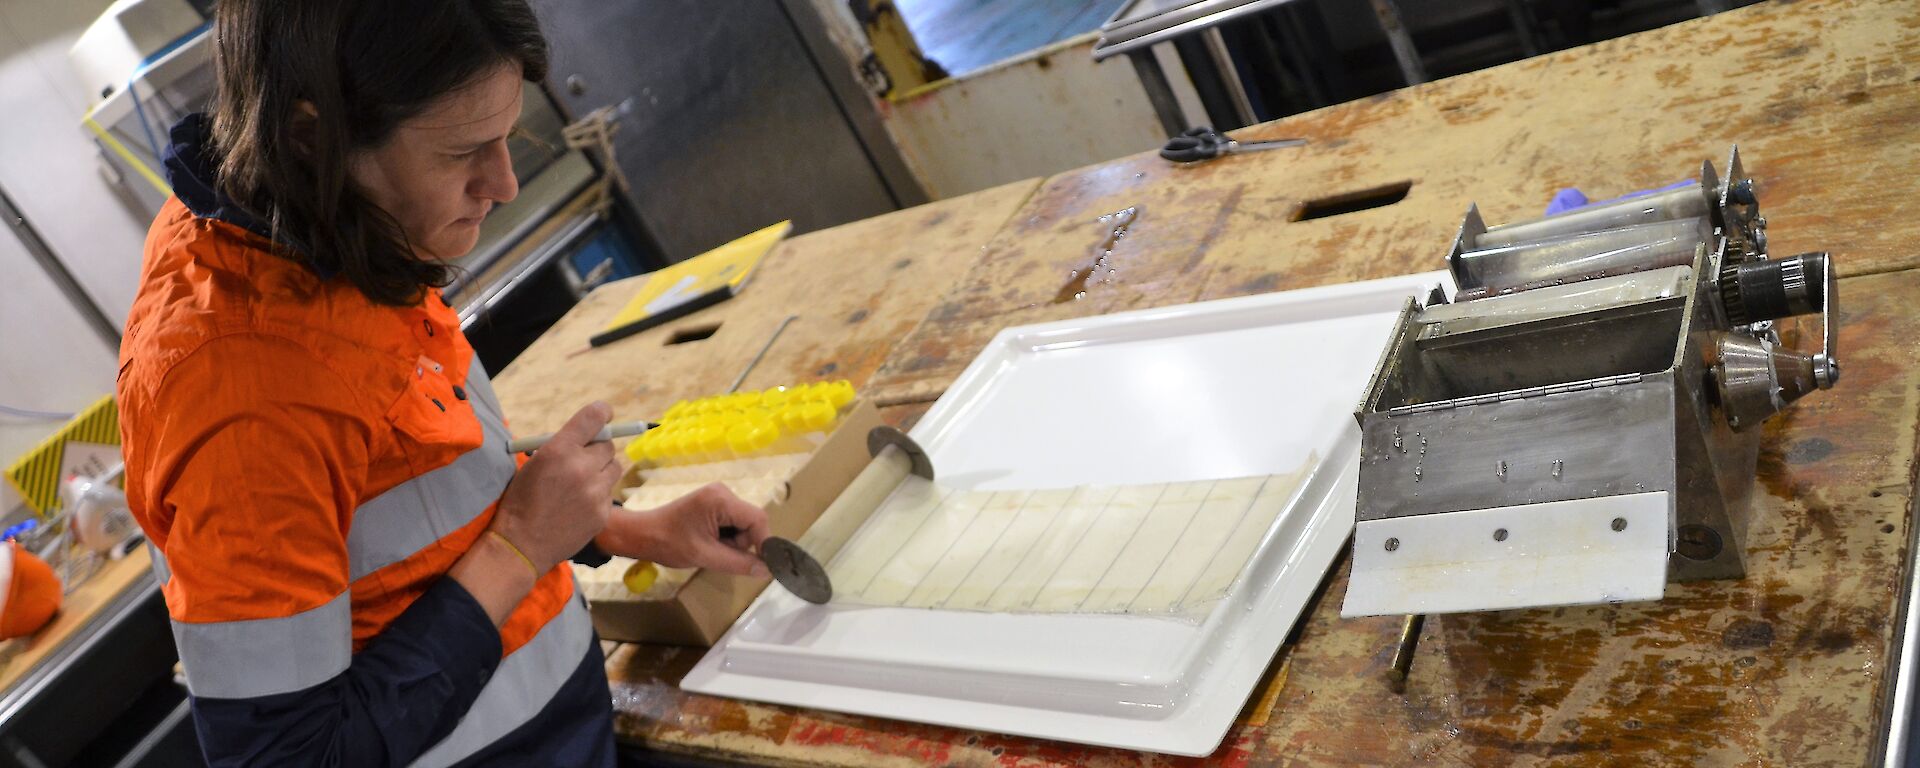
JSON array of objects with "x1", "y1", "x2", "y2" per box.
[
  {"x1": 1476, "y1": 181, "x2": 1713, "y2": 249},
  {"x1": 1452, "y1": 216, "x2": 1710, "y2": 299}
]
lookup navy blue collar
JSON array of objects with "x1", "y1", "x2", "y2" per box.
[{"x1": 162, "y1": 113, "x2": 335, "y2": 279}]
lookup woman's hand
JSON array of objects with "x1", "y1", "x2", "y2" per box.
[
  {"x1": 491, "y1": 402, "x2": 621, "y2": 570},
  {"x1": 454, "y1": 402, "x2": 620, "y2": 624},
  {"x1": 600, "y1": 483, "x2": 771, "y2": 578}
]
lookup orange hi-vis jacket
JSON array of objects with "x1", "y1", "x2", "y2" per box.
[{"x1": 118, "y1": 176, "x2": 605, "y2": 765}]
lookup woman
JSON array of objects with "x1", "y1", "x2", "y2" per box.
[{"x1": 116, "y1": 2, "x2": 770, "y2": 765}]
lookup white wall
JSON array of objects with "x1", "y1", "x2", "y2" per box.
[
  {"x1": 0, "y1": 208, "x2": 119, "y2": 523},
  {"x1": 0, "y1": 0, "x2": 151, "y2": 519},
  {"x1": 0, "y1": 0, "x2": 154, "y2": 325}
]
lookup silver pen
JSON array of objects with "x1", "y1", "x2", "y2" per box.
[{"x1": 506, "y1": 420, "x2": 651, "y2": 454}]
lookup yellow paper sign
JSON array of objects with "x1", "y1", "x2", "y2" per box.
[{"x1": 603, "y1": 221, "x2": 791, "y2": 332}]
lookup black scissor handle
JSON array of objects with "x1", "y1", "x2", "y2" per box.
[{"x1": 1159, "y1": 126, "x2": 1227, "y2": 163}]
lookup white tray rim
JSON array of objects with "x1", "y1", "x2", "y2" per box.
[{"x1": 684, "y1": 271, "x2": 1451, "y2": 755}]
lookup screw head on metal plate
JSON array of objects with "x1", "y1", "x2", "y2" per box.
[{"x1": 762, "y1": 537, "x2": 833, "y2": 605}]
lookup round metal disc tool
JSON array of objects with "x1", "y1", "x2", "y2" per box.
[{"x1": 761, "y1": 537, "x2": 832, "y2": 604}]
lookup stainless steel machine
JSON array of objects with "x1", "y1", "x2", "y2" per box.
[{"x1": 1342, "y1": 148, "x2": 1839, "y2": 618}]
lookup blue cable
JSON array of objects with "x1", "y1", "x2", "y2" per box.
[
  {"x1": 127, "y1": 74, "x2": 164, "y2": 164},
  {"x1": 2, "y1": 519, "x2": 39, "y2": 542}
]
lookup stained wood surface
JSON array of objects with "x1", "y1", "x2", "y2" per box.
[
  {"x1": 866, "y1": 0, "x2": 1920, "y2": 405},
  {"x1": 490, "y1": 178, "x2": 1039, "y2": 434},
  {"x1": 619, "y1": 269, "x2": 1915, "y2": 766},
  {"x1": 496, "y1": 0, "x2": 1920, "y2": 763}
]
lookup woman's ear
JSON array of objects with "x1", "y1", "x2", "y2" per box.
[{"x1": 288, "y1": 100, "x2": 320, "y2": 158}]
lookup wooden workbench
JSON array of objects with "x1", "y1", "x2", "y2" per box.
[
  {"x1": 866, "y1": 0, "x2": 1920, "y2": 406},
  {"x1": 490, "y1": 0, "x2": 1920, "y2": 764},
  {"x1": 598, "y1": 289, "x2": 1914, "y2": 766},
  {"x1": 490, "y1": 178, "x2": 1039, "y2": 434}
]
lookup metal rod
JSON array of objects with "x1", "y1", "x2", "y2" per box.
[
  {"x1": 1368, "y1": 0, "x2": 1428, "y2": 86},
  {"x1": 1129, "y1": 49, "x2": 1188, "y2": 137},
  {"x1": 1389, "y1": 613, "x2": 1425, "y2": 684},
  {"x1": 459, "y1": 213, "x2": 600, "y2": 331},
  {"x1": 1173, "y1": 33, "x2": 1240, "y2": 130},
  {"x1": 1477, "y1": 182, "x2": 1709, "y2": 249},
  {"x1": 1270, "y1": 8, "x2": 1331, "y2": 106},
  {"x1": 730, "y1": 315, "x2": 797, "y2": 393},
  {"x1": 1878, "y1": 490, "x2": 1920, "y2": 767},
  {"x1": 1501, "y1": 0, "x2": 1544, "y2": 56},
  {"x1": 1454, "y1": 217, "x2": 1709, "y2": 297},
  {"x1": 1203, "y1": 28, "x2": 1257, "y2": 126}
]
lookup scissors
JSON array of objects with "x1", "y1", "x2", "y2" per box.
[{"x1": 1159, "y1": 126, "x2": 1306, "y2": 163}]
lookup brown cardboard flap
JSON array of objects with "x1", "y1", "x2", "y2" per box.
[{"x1": 583, "y1": 399, "x2": 886, "y2": 646}]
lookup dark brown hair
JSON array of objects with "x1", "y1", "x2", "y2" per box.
[{"x1": 211, "y1": 0, "x2": 548, "y2": 305}]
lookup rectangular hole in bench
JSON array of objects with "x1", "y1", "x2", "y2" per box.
[
  {"x1": 667, "y1": 323, "x2": 721, "y2": 345},
  {"x1": 1292, "y1": 180, "x2": 1413, "y2": 222}
]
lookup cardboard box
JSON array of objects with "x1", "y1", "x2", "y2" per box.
[{"x1": 577, "y1": 399, "x2": 884, "y2": 646}]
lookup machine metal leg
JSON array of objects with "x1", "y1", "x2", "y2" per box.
[
  {"x1": 1502, "y1": 0, "x2": 1545, "y2": 56},
  {"x1": 1173, "y1": 34, "x2": 1244, "y2": 130},
  {"x1": 1203, "y1": 28, "x2": 1258, "y2": 127},
  {"x1": 1129, "y1": 49, "x2": 1188, "y2": 137},
  {"x1": 1368, "y1": 0, "x2": 1429, "y2": 86}
]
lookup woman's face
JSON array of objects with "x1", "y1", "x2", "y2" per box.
[{"x1": 347, "y1": 62, "x2": 524, "y2": 263}]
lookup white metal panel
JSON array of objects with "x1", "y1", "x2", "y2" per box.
[{"x1": 1341, "y1": 491, "x2": 1671, "y2": 617}]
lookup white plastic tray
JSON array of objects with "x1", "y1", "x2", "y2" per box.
[{"x1": 684, "y1": 272, "x2": 1449, "y2": 755}]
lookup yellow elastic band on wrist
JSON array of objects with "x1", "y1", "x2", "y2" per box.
[{"x1": 488, "y1": 530, "x2": 541, "y2": 578}]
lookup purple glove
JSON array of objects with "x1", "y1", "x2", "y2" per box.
[{"x1": 1544, "y1": 179, "x2": 1693, "y2": 217}]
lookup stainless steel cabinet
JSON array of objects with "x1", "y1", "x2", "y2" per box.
[{"x1": 532, "y1": 0, "x2": 923, "y2": 260}]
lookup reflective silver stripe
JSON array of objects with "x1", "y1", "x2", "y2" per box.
[
  {"x1": 463, "y1": 355, "x2": 505, "y2": 426},
  {"x1": 409, "y1": 594, "x2": 593, "y2": 768},
  {"x1": 347, "y1": 382, "x2": 516, "y2": 580},
  {"x1": 147, "y1": 542, "x2": 171, "y2": 586},
  {"x1": 173, "y1": 591, "x2": 352, "y2": 699}
]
